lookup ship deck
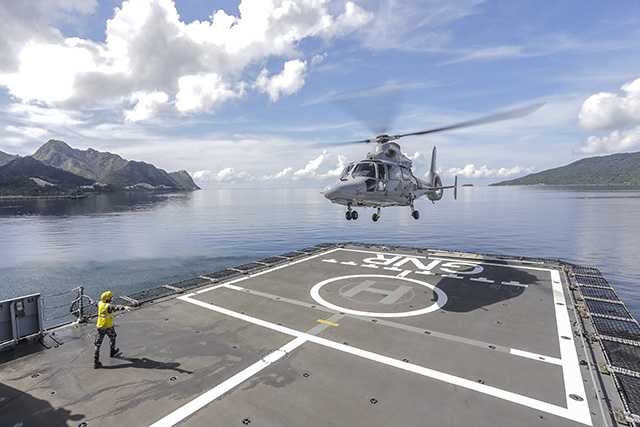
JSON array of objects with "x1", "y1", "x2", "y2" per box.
[{"x1": 1, "y1": 244, "x2": 634, "y2": 426}]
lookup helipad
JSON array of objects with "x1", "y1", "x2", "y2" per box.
[{"x1": 1, "y1": 243, "x2": 637, "y2": 426}]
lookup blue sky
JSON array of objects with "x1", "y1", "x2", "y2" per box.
[{"x1": 1, "y1": 0, "x2": 639, "y2": 185}]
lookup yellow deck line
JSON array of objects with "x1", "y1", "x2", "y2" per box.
[{"x1": 317, "y1": 319, "x2": 339, "y2": 327}]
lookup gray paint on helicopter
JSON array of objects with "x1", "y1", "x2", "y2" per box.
[{"x1": 322, "y1": 102, "x2": 543, "y2": 221}]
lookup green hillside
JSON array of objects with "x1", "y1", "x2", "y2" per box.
[
  {"x1": 0, "y1": 157, "x2": 94, "y2": 196},
  {"x1": 492, "y1": 152, "x2": 640, "y2": 186},
  {"x1": 32, "y1": 140, "x2": 199, "y2": 190}
]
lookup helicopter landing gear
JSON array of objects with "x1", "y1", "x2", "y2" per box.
[
  {"x1": 410, "y1": 202, "x2": 419, "y2": 220},
  {"x1": 372, "y1": 207, "x2": 381, "y2": 222},
  {"x1": 346, "y1": 207, "x2": 359, "y2": 220}
]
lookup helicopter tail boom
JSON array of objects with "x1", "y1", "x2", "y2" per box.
[{"x1": 424, "y1": 177, "x2": 457, "y2": 199}]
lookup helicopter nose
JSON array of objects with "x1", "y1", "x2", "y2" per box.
[
  {"x1": 323, "y1": 181, "x2": 364, "y2": 202},
  {"x1": 323, "y1": 185, "x2": 340, "y2": 200}
]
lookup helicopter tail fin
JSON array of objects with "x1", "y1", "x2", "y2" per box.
[{"x1": 430, "y1": 146, "x2": 437, "y2": 180}]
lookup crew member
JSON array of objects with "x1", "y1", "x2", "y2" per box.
[{"x1": 94, "y1": 291, "x2": 126, "y2": 369}]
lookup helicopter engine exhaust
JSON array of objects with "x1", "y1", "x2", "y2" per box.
[{"x1": 426, "y1": 147, "x2": 444, "y2": 201}]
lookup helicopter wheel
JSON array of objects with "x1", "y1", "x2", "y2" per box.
[
  {"x1": 411, "y1": 210, "x2": 420, "y2": 220},
  {"x1": 351, "y1": 210, "x2": 359, "y2": 220},
  {"x1": 345, "y1": 211, "x2": 352, "y2": 220},
  {"x1": 372, "y1": 213, "x2": 380, "y2": 222}
]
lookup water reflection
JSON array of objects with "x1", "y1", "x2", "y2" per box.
[
  {"x1": 0, "y1": 192, "x2": 193, "y2": 216},
  {"x1": 0, "y1": 186, "x2": 639, "y2": 317}
]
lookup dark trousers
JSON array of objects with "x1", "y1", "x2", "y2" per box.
[{"x1": 94, "y1": 327, "x2": 117, "y2": 362}]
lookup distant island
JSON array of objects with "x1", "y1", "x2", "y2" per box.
[
  {"x1": 0, "y1": 140, "x2": 199, "y2": 197},
  {"x1": 491, "y1": 151, "x2": 640, "y2": 186}
]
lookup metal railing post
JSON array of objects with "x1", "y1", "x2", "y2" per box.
[{"x1": 78, "y1": 286, "x2": 86, "y2": 323}]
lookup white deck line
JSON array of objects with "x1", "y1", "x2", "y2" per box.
[
  {"x1": 340, "y1": 247, "x2": 428, "y2": 259},
  {"x1": 509, "y1": 348, "x2": 562, "y2": 366},
  {"x1": 222, "y1": 282, "x2": 562, "y2": 367},
  {"x1": 178, "y1": 295, "x2": 591, "y2": 425},
  {"x1": 183, "y1": 247, "x2": 591, "y2": 425},
  {"x1": 470, "y1": 277, "x2": 494, "y2": 284},
  {"x1": 551, "y1": 269, "x2": 592, "y2": 426},
  {"x1": 149, "y1": 336, "x2": 306, "y2": 427},
  {"x1": 193, "y1": 248, "x2": 341, "y2": 295},
  {"x1": 426, "y1": 255, "x2": 554, "y2": 272}
]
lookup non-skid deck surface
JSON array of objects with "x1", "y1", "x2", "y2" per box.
[{"x1": 1, "y1": 246, "x2": 607, "y2": 426}]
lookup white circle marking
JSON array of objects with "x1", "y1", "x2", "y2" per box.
[{"x1": 310, "y1": 274, "x2": 448, "y2": 318}]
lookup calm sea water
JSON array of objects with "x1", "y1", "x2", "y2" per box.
[{"x1": 1, "y1": 186, "x2": 639, "y2": 324}]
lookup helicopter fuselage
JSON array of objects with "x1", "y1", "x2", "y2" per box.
[
  {"x1": 323, "y1": 161, "x2": 440, "y2": 208},
  {"x1": 323, "y1": 144, "x2": 456, "y2": 221}
]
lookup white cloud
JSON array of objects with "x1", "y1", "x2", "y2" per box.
[
  {"x1": 579, "y1": 78, "x2": 640, "y2": 131},
  {"x1": 192, "y1": 170, "x2": 212, "y2": 180},
  {"x1": 255, "y1": 59, "x2": 307, "y2": 102},
  {"x1": 302, "y1": 80, "x2": 438, "y2": 106},
  {"x1": 447, "y1": 164, "x2": 534, "y2": 178},
  {"x1": 0, "y1": 40, "x2": 99, "y2": 104},
  {"x1": 577, "y1": 77, "x2": 640, "y2": 154},
  {"x1": 263, "y1": 152, "x2": 347, "y2": 181},
  {"x1": 440, "y1": 34, "x2": 631, "y2": 65},
  {"x1": 578, "y1": 127, "x2": 640, "y2": 155},
  {"x1": 175, "y1": 74, "x2": 244, "y2": 113},
  {"x1": 327, "y1": 1, "x2": 372, "y2": 37},
  {"x1": 6, "y1": 103, "x2": 88, "y2": 126},
  {"x1": 358, "y1": 0, "x2": 480, "y2": 52},
  {"x1": 5, "y1": 125, "x2": 48, "y2": 140},
  {"x1": 0, "y1": 0, "x2": 371, "y2": 120},
  {"x1": 294, "y1": 150, "x2": 328, "y2": 177},
  {"x1": 193, "y1": 168, "x2": 253, "y2": 183},
  {"x1": 311, "y1": 52, "x2": 327, "y2": 66},
  {"x1": 125, "y1": 91, "x2": 170, "y2": 122},
  {"x1": 0, "y1": 1, "x2": 98, "y2": 72},
  {"x1": 264, "y1": 167, "x2": 294, "y2": 180},
  {"x1": 325, "y1": 154, "x2": 348, "y2": 177},
  {"x1": 441, "y1": 45, "x2": 523, "y2": 65}
]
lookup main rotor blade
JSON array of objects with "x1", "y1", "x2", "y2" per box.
[
  {"x1": 333, "y1": 85, "x2": 404, "y2": 136},
  {"x1": 393, "y1": 102, "x2": 544, "y2": 139},
  {"x1": 323, "y1": 138, "x2": 373, "y2": 146}
]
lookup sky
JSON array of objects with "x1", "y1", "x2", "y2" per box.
[{"x1": 0, "y1": 0, "x2": 639, "y2": 186}]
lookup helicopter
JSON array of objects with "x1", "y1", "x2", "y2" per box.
[{"x1": 323, "y1": 103, "x2": 543, "y2": 222}]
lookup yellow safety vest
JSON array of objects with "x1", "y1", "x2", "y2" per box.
[{"x1": 96, "y1": 301, "x2": 113, "y2": 329}]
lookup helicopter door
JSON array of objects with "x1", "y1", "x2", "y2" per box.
[
  {"x1": 387, "y1": 165, "x2": 403, "y2": 193},
  {"x1": 401, "y1": 167, "x2": 417, "y2": 192}
]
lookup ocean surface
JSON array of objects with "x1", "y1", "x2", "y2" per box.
[{"x1": 1, "y1": 186, "x2": 639, "y2": 325}]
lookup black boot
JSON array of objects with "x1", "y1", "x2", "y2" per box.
[
  {"x1": 94, "y1": 349, "x2": 102, "y2": 368},
  {"x1": 110, "y1": 347, "x2": 121, "y2": 357}
]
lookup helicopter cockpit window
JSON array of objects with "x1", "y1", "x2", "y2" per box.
[
  {"x1": 339, "y1": 162, "x2": 355, "y2": 181},
  {"x1": 352, "y1": 162, "x2": 377, "y2": 179}
]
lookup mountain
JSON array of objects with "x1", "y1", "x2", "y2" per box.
[
  {"x1": 32, "y1": 140, "x2": 198, "y2": 191},
  {"x1": 0, "y1": 150, "x2": 17, "y2": 167},
  {"x1": 32, "y1": 140, "x2": 127, "y2": 182},
  {"x1": 492, "y1": 152, "x2": 640, "y2": 186},
  {"x1": 103, "y1": 160, "x2": 179, "y2": 189},
  {"x1": 169, "y1": 170, "x2": 200, "y2": 190},
  {"x1": 0, "y1": 157, "x2": 94, "y2": 195}
]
